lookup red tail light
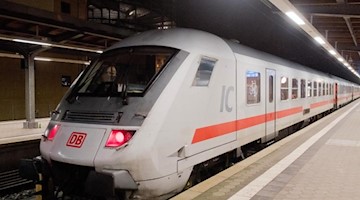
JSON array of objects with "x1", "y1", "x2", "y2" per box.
[
  {"x1": 45, "y1": 124, "x2": 60, "y2": 141},
  {"x1": 105, "y1": 130, "x2": 133, "y2": 147}
]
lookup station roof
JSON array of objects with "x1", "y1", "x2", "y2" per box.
[{"x1": 0, "y1": 0, "x2": 359, "y2": 83}]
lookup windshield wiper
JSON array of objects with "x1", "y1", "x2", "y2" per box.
[
  {"x1": 114, "y1": 65, "x2": 129, "y2": 105},
  {"x1": 66, "y1": 82, "x2": 84, "y2": 103},
  {"x1": 121, "y1": 77, "x2": 129, "y2": 105},
  {"x1": 66, "y1": 62, "x2": 100, "y2": 103}
]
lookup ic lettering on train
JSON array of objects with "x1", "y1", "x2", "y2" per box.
[
  {"x1": 66, "y1": 132, "x2": 87, "y2": 148},
  {"x1": 220, "y1": 85, "x2": 234, "y2": 112}
]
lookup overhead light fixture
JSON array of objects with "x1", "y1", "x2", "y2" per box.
[
  {"x1": 13, "y1": 39, "x2": 52, "y2": 46},
  {"x1": 285, "y1": 11, "x2": 305, "y2": 25},
  {"x1": 34, "y1": 56, "x2": 90, "y2": 65},
  {"x1": 337, "y1": 57, "x2": 344, "y2": 62},
  {"x1": 35, "y1": 57, "x2": 52, "y2": 61},
  {"x1": 129, "y1": 10, "x2": 135, "y2": 16},
  {"x1": 314, "y1": 36, "x2": 325, "y2": 45},
  {"x1": 328, "y1": 50, "x2": 336, "y2": 55},
  {"x1": 1, "y1": 35, "x2": 103, "y2": 54},
  {"x1": 269, "y1": 0, "x2": 360, "y2": 78},
  {"x1": 50, "y1": 43, "x2": 103, "y2": 53},
  {"x1": 0, "y1": 52, "x2": 90, "y2": 65}
]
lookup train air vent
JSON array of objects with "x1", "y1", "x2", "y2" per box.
[{"x1": 63, "y1": 111, "x2": 122, "y2": 123}]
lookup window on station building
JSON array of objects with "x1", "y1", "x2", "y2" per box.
[
  {"x1": 61, "y1": 1, "x2": 71, "y2": 14},
  {"x1": 292, "y1": 78, "x2": 298, "y2": 99},
  {"x1": 301, "y1": 79, "x2": 306, "y2": 98},
  {"x1": 246, "y1": 71, "x2": 261, "y2": 104},
  {"x1": 281, "y1": 76, "x2": 289, "y2": 100}
]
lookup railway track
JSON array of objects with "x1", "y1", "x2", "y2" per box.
[
  {"x1": 0, "y1": 170, "x2": 33, "y2": 196},
  {"x1": 0, "y1": 139, "x2": 40, "y2": 197}
]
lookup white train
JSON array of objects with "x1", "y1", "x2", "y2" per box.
[{"x1": 21, "y1": 28, "x2": 360, "y2": 199}]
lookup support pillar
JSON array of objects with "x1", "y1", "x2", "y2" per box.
[{"x1": 23, "y1": 54, "x2": 38, "y2": 129}]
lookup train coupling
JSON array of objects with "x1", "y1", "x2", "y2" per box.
[
  {"x1": 19, "y1": 156, "x2": 44, "y2": 181},
  {"x1": 19, "y1": 156, "x2": 54, "y2": 199}
]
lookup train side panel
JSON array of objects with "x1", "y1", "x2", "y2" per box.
[{"x1": 176, "y1": 53, "x2": 237, "y2": 171}]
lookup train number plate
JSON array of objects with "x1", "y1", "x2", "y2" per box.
[{"x1": 66, "y1": 132, "x2": 87, "y2": 148}]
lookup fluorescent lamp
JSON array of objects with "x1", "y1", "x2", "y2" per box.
[
  {"x1": 314, "y1": 37, "x2": 325, "y2": 45},
  {"x1": 344, "y1": 63, "x2": 349, "y2": 67},
  {"x1": 2, "y1": 35, "x2": 104, "y2": 54},
  {"x1": 129, "y1": 10, "x2": 135, "y2": 16},
  {"x1": 13, "y1": 39, "x2": 52, "y2": 46},
  {"x1": 50, "y1": 43, "x2": 103, "y2": 53},
  {"x1": 35, "y1": 57, "x2": 52, "y2": 61},
  {"x1": 285, "y1": 11, "x2": 305, "y2": 25},
  {"x1": 337, "y1": 57, "x2": 344, "y2": 62},
  {"x1": 328, "y1": 50, "x2": 336, "y2": 55}
]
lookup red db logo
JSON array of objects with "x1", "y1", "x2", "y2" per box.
[{"x1": 66, "y1": 132, "x2": 87, "y2": 148}]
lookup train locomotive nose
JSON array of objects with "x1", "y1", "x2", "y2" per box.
[{"x1": 48, "y1": 126, "x2": 106, "y2": 166}]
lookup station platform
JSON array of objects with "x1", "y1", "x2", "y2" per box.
[
  {"x1": 172, "y1": 99, "x2": 360, "y2": 200},
  {"x1": 0, "y1": 118, "x2": 49, "y2": 145}
]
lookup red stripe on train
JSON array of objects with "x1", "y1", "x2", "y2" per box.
[{"x1": 191, "y1": 106, "x2": 303, "y2": 144}]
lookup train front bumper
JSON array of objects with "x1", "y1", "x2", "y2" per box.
[
  {"x1": 19, "y1": 157, "x2": 138, "y2": 197},
  {"x1": 85, "y1": 169, "x2": 138, "y2": 196}
]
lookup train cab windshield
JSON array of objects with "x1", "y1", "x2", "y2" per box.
[{"x1": 69, "y1": 46, "x2": 178, "y2": 100}]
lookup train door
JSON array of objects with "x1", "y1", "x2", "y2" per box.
[
  {"x1": 334, "y1": 83, "x2": 338, "y2": 109},
  {"x1": 265, "y1": 69, "x2": 276, "y2": 141}
]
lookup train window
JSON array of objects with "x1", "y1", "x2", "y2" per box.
[
  {"x1": 330, "y1": 84, "x2": 333, "y2": 95},
  {"x1": 246, "y1": 71, "x2": 261, "y2": 104},
  {"x1": 192, "y1": 57, "x2": 217, "y2": 87},
  {"x1": 319, "y1": 82, "x2": 322, "y2": 96},
  {"x1": 269, "y1": 75, "x2": 274, "y2": 103},
  {"x1": 329, "y1": 83, "x2": 333, "y2": 95},
  {"x1": 281, "y1": 76, "x2": 289, "y2": 100},
  {"x1": 340, "y1": 85, "x2": 343, "y2": 94},
  {"x1": 301, "y1": 79, "x2": 306, "y2": 98},
  {"x1": 326, "y1": 83, "x2": 329, "y2": 95},
  {"x1": 307, "y1": 81, "x2": 312, "y2": 97},
  {"x1": 323, "y1": 83, "x2": 326, "y2": 95},
  {"x1": 313, "y1": 81, "x2": 317, "y2": 97},
  {"x1": 292, "y1": 78, "x2": 298, "y2": 99},
  {"x1": 72, "y1": 46, "x2": 178, "y2": 97}
]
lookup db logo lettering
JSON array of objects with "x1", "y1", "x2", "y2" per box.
[{"x1": 66, "y1": 132, "x2": 87, "y2": 148}]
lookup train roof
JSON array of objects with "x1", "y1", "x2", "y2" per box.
[
  {"x1": 225, "y1": 40, "x2": 356, "y2": 84},
  {"x1": 106, "y1": 28, "x2": 356, "y2": 85},
  {"x1": 106, "y1": 28, "x2": 234, "y2": 59},
  {"x1": 225, "y1": 40, "x2": 327, "y2": 76}
]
